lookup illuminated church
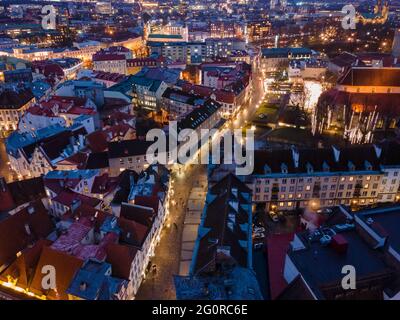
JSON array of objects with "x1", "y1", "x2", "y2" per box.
[{"x1": 357, "y1": 0, "x2": 389, "y2": 25}]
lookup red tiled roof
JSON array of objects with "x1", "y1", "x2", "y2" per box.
[
  {"x1": 61, "y1": 204, "x2": 110, "y2": 232},
  {"x1": 320, "y1": 89, "x2": 400, "y2": 114},
  {"x1": 181, "y1": 83, "x2": 236, "y2": 104},
  {"x1": 66, "y1": 106, "x2": 96, "y2": 115},
  {"x1": 26, "y1": 105, "x2": 56, "y2": 117},
  {"x1": 134, "y1": 195, "x2": 160, "y2": 213},
  {"x1": 0, "y1": 239, "x2": 52, "y2": 288},
  {"x1": 93, "y1": 71, "x2": 126, "y2": 82},
  {"x1": 118, "y1": 216, "x2": 149, "y2": 248},
  {"x1": 0, "y1": 200, "x2": 54, "y2": 270},
  {"x1": 57, "y1": 152, "x2": 89, "y2": 168},
  {"x1": 93, "y1": 53, "x2": 126, "y2": 62},
  {"x1": 0, "y1": 177, "x2": 15, "y2": 212},
  {"x1": 51, "y1": 218, "x2": 93, "y2": 253},
  {"x1": 30, "y1": 246, "x2": 83, "y2": 299},
  {"x1": 91, "y1": 174, "x2": 119, "y2": 195},
  {"x1": 86, "y1": 130, "x2": 109, "y2": 152},
  {"x1": 33, "y1": 96, "x2": 96, "y2": 119},
  {"x1": 52, "y1": 190, "x2": 101, "y2": 208},
  {"x1": 105, "y1": 243, "x2": 138, "y2": 280},
  {"x1": 267, "y1": 233, "x2": 294, "y2": 300}
]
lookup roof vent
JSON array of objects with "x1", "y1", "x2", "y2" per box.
[
  {"x1": 24, "y1": 223, "x2": 32, "y2": 236},
  {"x1": 80, "y1": 282, "x2": 87, "y2": 291}
]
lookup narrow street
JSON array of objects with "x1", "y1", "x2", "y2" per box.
[
  {"x1": 0, "y1": 139, "x2": 16, "y2": 182},
  {"x1": 136, "y1": 67, "x2": 267, "y2": 299},
  {"x1": 135, "y1": 164, "x2": 205, "y2": 300}
]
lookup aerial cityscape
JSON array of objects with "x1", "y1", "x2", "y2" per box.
[{"x1": 0, "y1": 0, "x2": 400, "y2": 305}]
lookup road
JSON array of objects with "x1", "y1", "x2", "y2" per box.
[
  {"x1": 0, "y1": 139, "x2": 16, "y2": 182},
  {"x1": 136, "y1": 66, "x2": 267, "y2": 299},
  {"x1": 135, "y1": 164, "x2": 205, "y2": 300}
]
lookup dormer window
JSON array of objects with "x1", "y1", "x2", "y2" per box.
[
  {"x1": 364, "y1": 160, "x2": 372, "y2": 171},
  {"x1": 281, "y1": 163, "x2": 288, "y2": 174},
  {"x1": 348, "y1": 161, "x2": 355, "y2": 171},
  {"x1": 306, "y1": 162, "x2": 313, "y2": 174},
  {"x1": 322, "y1": 161, "x2": 330, "y2": 172},
  {"x1": 264, "y1": 164, "x2": 271, "y2": 174}
]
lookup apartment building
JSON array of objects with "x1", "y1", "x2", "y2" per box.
[
  {"x1": 261, "y1": 47, "x2": 313, "y2": 72},
  {"x1": 276, "y1": 204, "x2": 400, "y2": 300},
  {"x1": 0, "y1": 88, "x2": 35, "y2": 136},
  {"x1": 107, "y1": 140, "x2": 155, "y2": 176},
  {"x1": 148, "y1": 41, "x2": 206, "y2": 65},
  {"x1": 250, "y1": 143, "x2": 400, "y2": 211}
]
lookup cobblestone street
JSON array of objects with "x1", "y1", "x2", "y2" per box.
[{"x1": 135, "y1": 164, "x2": 205, "y2": 300}]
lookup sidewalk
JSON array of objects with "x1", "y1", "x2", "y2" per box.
[{"x1": 178, "y1": 174, "x2": 208, "y2": 276}]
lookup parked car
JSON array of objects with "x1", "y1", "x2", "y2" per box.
[
  {"x1": 254, "y1": 231, "x2": 266, "y2": 239},
  {"x1": 254, "y1": 226, "x2": 266, "y2": 233},
  {"x1": 317, "y1": 208, "x2": 333, "y2": 214}
]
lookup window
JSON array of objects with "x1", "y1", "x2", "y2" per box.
[{"x1": 305, "y1": 185, "x2": 311, "y2": 191}]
